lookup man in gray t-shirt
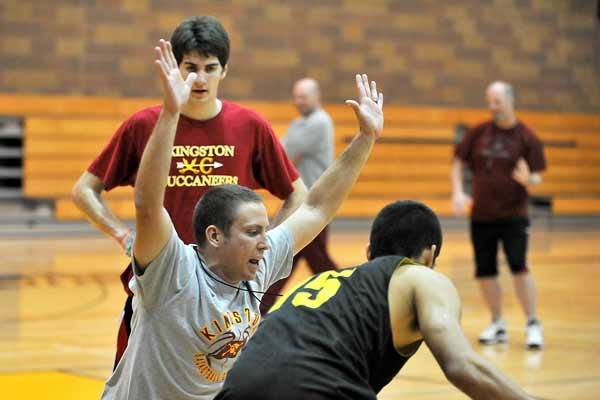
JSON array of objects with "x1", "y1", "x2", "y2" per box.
[
  {"x1": 101, "y1": 39, "x2": 384, "y2": 400},
  {"x1": 282, "y1": 79, "x2": 334, "y2": 189},
  {"x1": 260, "y1": 79, "x2": 339, "y2": 313},
  {"x1": 102, "y1": 225, "x2": 294, "y2": 399}
]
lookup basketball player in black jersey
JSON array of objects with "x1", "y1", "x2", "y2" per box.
[{"x1": 215, "y1": 200, "x2": 535, "y2": 400}]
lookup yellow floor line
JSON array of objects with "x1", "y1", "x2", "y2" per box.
[{"x1": 0, "y1": 371, "x2": 104, "y2": 400}]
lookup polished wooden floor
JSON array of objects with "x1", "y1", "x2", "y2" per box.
[{"x1": 1, "y1": 218, "x2": 599, "y2": 399}]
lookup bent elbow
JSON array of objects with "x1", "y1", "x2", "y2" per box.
[
  {"x1": 70, "y1": 183, "x2": 81, "y2": 204},
  {"x1": 444, "y1": 362, "x2": 465, "y2": 385},
  {"x1": 70, "y1": 179, "x2": 87, "y2": 208}
]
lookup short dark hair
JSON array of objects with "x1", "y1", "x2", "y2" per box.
[
  {"x1": 193, "y1": 185, "x2": 262, "y2": 247},
  {"x1": 369, "y1": 200, "x2": 443, "y2": 261},
  {"x1": 170, "y1": 16, "x2": 230, "y2": 67}
]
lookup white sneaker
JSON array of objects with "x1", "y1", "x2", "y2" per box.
[
  {"x1": 479, "y1": 319, "x2": 508, "y2": 344},
  {"x1": 525, "y1": 320, "x2": 543, "y2": 350}
]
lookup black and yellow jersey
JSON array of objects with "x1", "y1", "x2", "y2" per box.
[{"x1": 216, "y1": 255, "x2": 423, "y2": 400}]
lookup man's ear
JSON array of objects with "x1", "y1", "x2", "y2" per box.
[
  {"x1": 424, "y1": 244, "x2": 437, "y2": 268},
  {"x1": 365, "y1": 243, "x2": 371, "y2": 260},
  {"x1": 220, "y1": 64, "x2": 228, "y2": 80},
  {"x1": 205, "y1": 225, "x2": 223, "y2": 248}
]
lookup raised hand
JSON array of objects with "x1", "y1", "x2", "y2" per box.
[
  {"x1": 154, "y1": 39, "x2": 197, "y2": 114},
  {"x1": 345, "y1": 74, "x2": 384, "y2": 139}
]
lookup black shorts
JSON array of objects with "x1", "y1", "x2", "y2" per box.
[{"x1": 470, "y1": 217, "x2": 530, "y2": 278}]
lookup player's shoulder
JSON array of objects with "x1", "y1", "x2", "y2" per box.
[
  {"x1": 123, "y1": 105, "x2": 162, "y2": 129},
  {"x1": 457, "y1": 121, "x2": 490, "y2": 146},
  {"x1": 470, "y1": 120, "x2": 493, "y2": 134},
  {"x1": 320, "y1": 108, "x2": 334, "y2": 123},
  {"x1": 129, "y1": 104, "x2": 162, "y2": 121},
  {"x1": 515, "y1": 120, "x2": 540, "y2": 139},
  {"x1": 307, "y1": 109, "x2": 334, "y2": 128},
  {"x1": 391, "y1": 264, "x2": 455, "y2": 292},
  {"x1": 391, "y1": 263, "x2": 434, "y2": 279},
  {"x1": 265, "y1": 223, "x2": 293, "y2": 248},
  {"x1": 222, "y1": 100, "x2": 270, "y2": 126}
]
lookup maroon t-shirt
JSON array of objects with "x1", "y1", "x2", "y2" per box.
[
  {"x1": 455, "y1": 120, "x2": 546, "y2": 221},
  {"x1": 88, "y1": 101, "x2": 300, "y2": 244}
]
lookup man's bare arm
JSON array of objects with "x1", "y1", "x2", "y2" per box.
[
  {"x1": 133, "y1": 39, "x2": 197, "y2": 268},
  {"x1": 269, "y1": 177, "x2": 307, "y2": 227},
  {"x1": 451, "y1": 157, "x2": 471, "y2": 216},
  {"x1": 71, "y1": 172, "x2": 134, "y2": 254},
  {"x1": 414, "y1": 270, "x2": 535, "y2": 399}
]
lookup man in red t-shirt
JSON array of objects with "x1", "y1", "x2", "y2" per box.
[
  {"x1": 71, "y1": 16, "x2": 306, "y2": 368},
  {"x1": 451, "y1": 81, "x2": 546, "y2": 350}
]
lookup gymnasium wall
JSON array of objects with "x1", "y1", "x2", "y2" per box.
[{"x1": 0, "y1": 0, "x2": 599, "y2": 112}]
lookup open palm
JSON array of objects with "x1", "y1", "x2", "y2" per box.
[
  {"x1": 345, "y1": 74, "x2": 384, "y2": 139},
  {"x1": 154, "y1": 39, "x2": 197, "y2": 114}
]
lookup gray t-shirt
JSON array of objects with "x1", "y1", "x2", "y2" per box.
[
  {"x1": 282, "y1": 108, "x2": 334, "y2": 188},
  {"x1": 101, "y1": 225, "x2": 294, "y2": 400}
]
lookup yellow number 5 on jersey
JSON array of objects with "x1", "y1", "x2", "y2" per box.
[{"x1": 270, "y1": 269, "x2": 356, "y2": 312}]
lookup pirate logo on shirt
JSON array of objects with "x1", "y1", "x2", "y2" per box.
[
  {"x1": 177, "y1": 157, "x2": 223, "y2": 175},
  {"x1": 168, "y1": 145, "x2": 239, "y2": 187},
  {"x1": 194, "y1": 307, "x2": 261, "y2": 382},
  {"x1": 194, "y1": 326, "x2": 252, "y2": 383}
]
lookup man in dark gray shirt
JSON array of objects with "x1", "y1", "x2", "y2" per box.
[
  {"x1": 260, "y1": 78, "x2": 339, "y2": 314},
  {"x1": 283, "y1": 79, "x2": 334, "y2": 189}
]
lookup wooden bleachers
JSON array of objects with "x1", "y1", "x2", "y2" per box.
[{"x1": 1, "y1": 93, "x2": 599, "y2": 220}]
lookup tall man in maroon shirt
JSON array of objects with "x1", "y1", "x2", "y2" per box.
[
  {"x1": 71, "y1": 16, "x2": 306, "y2": 368},
  {"x1": 451, "y1": 81, "x2": 546, "y2": 349}
]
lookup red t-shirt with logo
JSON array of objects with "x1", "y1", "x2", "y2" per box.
[
  {"x1": 455, "y1": 120, "x2": 546, "y2": 221},
  {"x1": 88, "y1": 101, "x2": 300, "y2": 244}
]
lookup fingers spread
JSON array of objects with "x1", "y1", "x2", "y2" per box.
[
  {"x1": 356, "y1": 74, "x2": 367, "y2": 99},
  {"x1": 370, "y1": 80, "x2": 377, "y2": 100},
  {"x1": 155, "y1": 55, "x2": 168, "y2": 78},
  {"x1": 157, "y1": 39, "x2": 177, "y2": 70},
  {"x1": 352, "y1": 73, "x2": 384, "y2": 110},
  {"x1": 362, "y1": 74, "x2": 369, "y2": 97},
  {"x1": 166, "y1": 41, "x2": 178, "y2": 68},
  {"x1": 345, "y1": 99, "x2": 359, "y2": 110},
  {"x1": 158, "y1": 42, "x2": 170, "y2": 70},
  {"x1": 345, "y1": 100, "x2": 361, "y2": 118}
]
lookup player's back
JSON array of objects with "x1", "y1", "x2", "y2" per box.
[{"x1": 216, "y1": 255, "x2": 423, "y2": 400}]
